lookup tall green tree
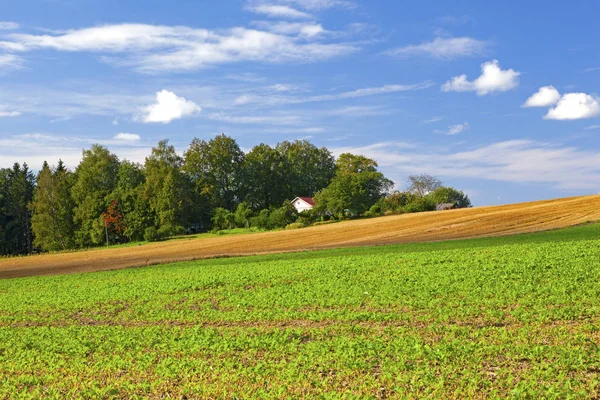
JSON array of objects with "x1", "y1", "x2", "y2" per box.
[
  {"x1": 0, "y1": 163, "x2": 35, "y2": 255},
  {"x1": 71, "y1": 145, "x2": 120, "y2": 247},
  {"x1": 109, "y1": 161, "x2": 151, "y2": 242},
  {"x1": 30, "y1": 160, "x2": 76, "y2": 251},
  {"x1": 145, "y1": 140, "x2": 193, "y2": 235},
  {"x1": 242, "y1": 143, "x2": 287, "y2": 210},
  {"x1": 314, "y1": 153, "x2": 393, "y2": 217},
  {"x1": 276, "y1": 140, "x2": 335, "y2": 198},
  {"x1": 184, "y1": 134, "x2": 245, "y2": 218}
]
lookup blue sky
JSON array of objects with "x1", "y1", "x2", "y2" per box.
[{"x1": 1, "y1": 0, "x2": 599, "y2": 206}]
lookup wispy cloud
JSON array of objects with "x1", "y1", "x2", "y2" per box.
[
  {"x1": 0, "y1": 53, "x2": 23, "y2": 70},
  {"x1": 324, "y1": 105, "x2": 391, "y2": 117},
  {"x1": 2, "y1": 23, "x2": 358, "y2": 73},
  {"x1": 434, "y1": 122, "x2": 470, "y2": 135},
  {"x1": 251, "y1": 21, "x2": 325, "y2": 37},
  {"x1": 207, "y1": 112, "x2": 302, "y2": 125},
  {"x1": 0, "y1": 105, "x2": 21, "y2": 117},
  {"x1": 113, "y1": 132, "x2": 141, "y2": 141},
  {"x1": 248, "y1": 4, "x2": 313, "y2": 19},
  {"x1": 385, "y1": 37, "x2": 488, "y2": 59},
  {"x1": 422, "y1": 116, "x2": 445, "y2": 124},
  {"x1": 232, "y1": 81, "x2": 434, "y2": 106},
  {"x1": 0, "y1": 22, "x2": 19, "y2": 30},
  {"x1": 334, "y1": 140, "x2": 600, "y2": 191},
  {"x1": 0, "y1": 133, "x2": 152, "y2": 169},
  {"x1": 280, "y1": 0, "x2": 356, "y2": 10}
]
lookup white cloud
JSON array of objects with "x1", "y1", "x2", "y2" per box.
[
  {"x1": 585, "y1": 125, "x2": 600, "y2": 130},
  {"x1": 434, "y1": 122, "x2": 470, "y2": 135},
  {"x1": 522, "y1": 87, "x2": 600, "y2": 120},
  {"x1": 226, "y1": 81, "x2": 434, "y2": 107},
  {"x1": 523, "y1": 86, "x2": 561, "y2": 107},
  {"x1": 3, "y1": 23, "x2": 357, "y2": 73},
  {"x1": 0, "y1": 53, "x2": 23, "y2": 70},
  {"x1": 135, "y1": 90, "x2": 201, "y2": 123},
  {"x1": 0, "y1": 22, "x2": 19, "y2": 30},
  {"x1": 545, "y1": 93, "x2": 600, "y2": 120},
  {"x1": 282, "y1": 0, "x2": 356, "y2": 10},
  {"x1": 294, "y1": 82, "x2": 434, "y2": 103},
  {"x1": 0, "y1": 106, "x2": 21, "y2": 117},
  {"x1": 324, "y1": 105, "x2": 390, "y2": 117},
  {"x1": 113, "y1": 132, "x2": 141, "y2": 141},
  {"x1": 442, "y1": 60, "x2": 520, "y2": 95},
  {"x1": 0, "y1": 133, "x2": 152, "y2": 169},
  {"x1": 249, "y1": 4, "x2": 313, "y2": 18},
  {"x1": 207, "y1": 112, "x2": 301, "y2": 125},
  {"x1": 422, "y1": 116, "x2": 445, "y2": 124},
  {"x1": 233, "y1": 95, "x2": 254, "y2": 105},
  {"x1": 385, "y1": 37, "x2": 488, "y2": 59},
  {"x1": 252, "y1": 21, "x2": 325, "y2": 37},
  {"x1": 334, "y1": 140, "x2": 600, "y2": 191},
  {"x1": 0, "y1": 85, "x2": 150, "y2": 119},
  {"x1": 269, "y1": 83, "x2": 298, "y2": 91}
]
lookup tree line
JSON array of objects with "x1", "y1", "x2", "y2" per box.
[{"x1": 0, "y1": 134, "x2": 470, "y2": 256}]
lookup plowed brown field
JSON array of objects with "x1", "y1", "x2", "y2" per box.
[{"x1": 2, "y1": 194, "x2": 599, "y2": 279}]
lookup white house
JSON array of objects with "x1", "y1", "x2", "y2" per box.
[{"x1": 291, "y1": 197, "x2": 315, "y2": 213}]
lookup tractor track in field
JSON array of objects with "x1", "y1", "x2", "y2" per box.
[{"x1": 1, "y1": 194, "x2": 600, "y2": 279}]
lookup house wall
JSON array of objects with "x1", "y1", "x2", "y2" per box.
[{"x1": 293, "y1": 199, "x2": 313, "y2": 213}]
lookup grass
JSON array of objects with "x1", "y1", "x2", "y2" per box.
[{"x1": 1, "y1": 223, "x2": 600, "y2": 398}]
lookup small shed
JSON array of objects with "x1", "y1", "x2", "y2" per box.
[
  {"x1": 436, "y1": 202, "x2": 457, "y2": 211},
  {"x1": 291, "y1": 197, "x2": 315, "y2": 213}
]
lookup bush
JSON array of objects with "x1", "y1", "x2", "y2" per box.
[
  {"x1": 251, "y1": 209, "x2": 271, "y2": 230},
  {"x1": 143, "y1": 227, "x2": 160, "y2": 242},
  {"x1": 403, "y1": 202, "x2": 425, "y2": 213},
  {"x1": 369, "y1": 203, "x2": 382, "y2": 214},
  {"x1": 157, "y1": 224, "x2": 173, "y2": 239},
  {"x1": 320, "y1": 214, "x2": 331, "y2": 221},
  {"x1": 285, "y1": 222, "x2": 304, "y2": 230},
  {"x1": 363, "y1": 210, "x2": 377, "y2": 218},
  {"x1": 268, "y1": 203, "x2": 297, "y2": 229},
  {"x1": 296, "y1": 215, "x2": 313, "y2": 227}
]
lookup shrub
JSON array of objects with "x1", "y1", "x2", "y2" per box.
[
  {"x1": 403, "y1": 202, "x2": 424, "y2": 213},
  {"x1": 251, "y1": 209, "x2": 271, "y2": 230},
  {"x1": 269, "y1": 204, "x2": 297, "y2": 229},
  {"x1": 157, "y1": 224, "x2": 179, "y2": 239},
  {"x1": 144, "y1": 227, "x2": 160, "y2": 242},
  {"x1": 285, "y1": 222, "x2": 304, "y2": 230},
  {"x1": 369, "y1": 203, "x2": 382, "y2": 214},
  {"x1": 297, "y1": 215, "x2": 313, "y2": 227}
]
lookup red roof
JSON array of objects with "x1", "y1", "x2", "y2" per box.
[{"x1": 297, "y1": 197, "x2": 315, "y2": 206}]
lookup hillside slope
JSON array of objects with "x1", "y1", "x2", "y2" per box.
[{"x1": 1, "y1": 194, "x2": 599, "y2": 278}]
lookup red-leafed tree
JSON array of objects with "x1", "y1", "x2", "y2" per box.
[{"x1": 102, "y1": 200, "x2": 126, "y2": 242}]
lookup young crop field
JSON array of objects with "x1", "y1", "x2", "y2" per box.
[{"x1": 1, "y1": 223, "x2": 600, "y2": 398}]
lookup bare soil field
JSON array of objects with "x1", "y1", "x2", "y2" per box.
[{"x1": 1, "y1": 194, "x2": 599, "y2": 279}]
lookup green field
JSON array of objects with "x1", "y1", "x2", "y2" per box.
[{"x1": 1, "y1": 224, "x2": 600, "y2": 398}]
